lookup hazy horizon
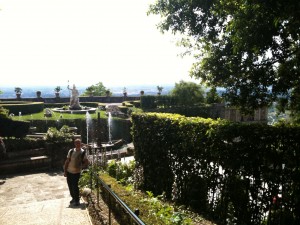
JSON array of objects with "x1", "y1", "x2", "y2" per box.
[
  {"x1": 0, "y1": 82, "x2": 178, "y2": 89},
  {"x1": 0, "y1": 83, "x2": 177, "y2": 98}
]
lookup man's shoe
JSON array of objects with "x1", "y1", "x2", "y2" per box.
[
  {"x1": 70, "y1": 199, "x2": 75, "y2": 204},
  {"x1": 74, "y1": 201, "x2": 80, "y2": 206}
]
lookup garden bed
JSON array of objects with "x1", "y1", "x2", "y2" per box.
[{"x1": 84, "y1": 191, "x2": 120, "y2": 225}]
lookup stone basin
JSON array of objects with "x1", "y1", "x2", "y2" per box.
[{"x1": 52, "y1": 107, "x2": 97, "y2": 114}]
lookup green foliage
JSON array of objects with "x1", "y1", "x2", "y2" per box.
[
  {"x1": 288, "y1": 86, "x2": 300, "y2": 123},
  {"x1": 140, "y1": 95, "x2": 157, "y2": 109},
  {"x1": 148, "y1": 0, "x2": 300, "y2": 114},
  {"x1": 3, "y1": 137, "x2": 45, "y2": 152},
  {"x1": 54, "y1": 86, "x2": 62, "y2": 92},
  {"x1": 170, "y1": 80, "x2": 205, "y2": 106},
  {"x1": 140, "y1": 191, "x2": 193, "y2": 225},
  {"x1": 146, "y1": 105, "x2": 213, "y2": 118},
  {"x1": 78, "y1": 170, "x2": 91, "y2": 189},
  {"x1": 122, "y1": 101, "x2": 133, "y2": 107},
  {"x1": 157, "y1": 85, "x2": 163, "y2": 95},
  {"x1": 78, "y1": 167, "x2": 101, "y2": 190},
  {"x1": 81, "y1": 82, "x2": 108, "y2": 96},
  {"x1": 206, "y1": 87, "x2": 223, "y2": 104},
  {"x1": 107, "y1": 159, "x2": 135, "y2": 185},
  {"x1": 131, "y1": 112, "x2": 300, "y2": 224},
  {"x1": 140, "y1": 96, "x2": 221, "y2": 118},
  {"x1": 0, "y1": 102, "x2": 44, "y2": 115},
  {"x1": 14, "y1": 87, "x2": 22, "y2": 94},
  {"x1": 9, "y1": 109, "x2": 132, "y2": 143},
  {"x1": 99, "y1": 173, "x2": 204, "y2": 225},
  {"x1": 0, "y1": 117, "x2": 30, "y2": 138},
  {"x1": 0, "y1": 106, "x2": 9, "y2": 118},
  {"x1": 44, "y1": 125, "x2": 73, "y2": 143}
]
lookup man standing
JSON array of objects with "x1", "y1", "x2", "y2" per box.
[{"x1": 64, "y1": 138, "x2": 89, "y2": 206}]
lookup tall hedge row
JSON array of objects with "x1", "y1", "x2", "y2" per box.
[
  {"x1": 0, "y1": 117, "x2": 30, "y2": 138},
  {"x1": 140, "y1": 95, "x2": 179, "y2": 109},
  {"x1": 140, "y1": 95, "x2": 224, "y2": 118},
  {"x1": 131, "y1": 113, "x2": 300, "y2": 225}
]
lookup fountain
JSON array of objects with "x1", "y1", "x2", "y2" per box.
[
  {"x1": 52, "y1": 83, "x2": 97, "y2": 114},
  {"x1": 108, "y1": 112, "x2": 112, "y2": 144},
  {"x1": 67, "y1": 84, "x2": 81, "y2": 110},
  {"x1": 86, "y1": 111, "x2": 92, "y2": 145}
]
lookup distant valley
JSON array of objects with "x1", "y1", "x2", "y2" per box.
[{"x1": 0, "y1": 84, "x2": 175, "y2": 98}]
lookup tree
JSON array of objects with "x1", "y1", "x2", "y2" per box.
[
  {"x1": 106, "y1": 89, "x2": 112, "y2": 97},
  {"x1": 170, "y1": 80, "x2": 205, "y2": 106},
  {"x1": 148, "y1": 0, "x2": 300, "y2": 113},
  {"x1": 81, "y1": 82, "x2": 108, "y2": 97},
  {"x1": 206, "y1": 87, "x2": 223, "y2": 104}
]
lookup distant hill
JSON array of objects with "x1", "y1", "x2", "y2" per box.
[{"x1": 0, "y1": 85, "x2": 175, "y2": 98}]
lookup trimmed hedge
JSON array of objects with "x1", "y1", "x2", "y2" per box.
[
  {"x1": 140, "y1": 96, "x2": 222, "y2": 118},
  {"x1": 0, "y1": 102, "x2": 44, "y2": 115},
  {"x1": 30, "y1": 117, "x2": 132, "y2": 143},
  {"x1": 131, "y1": 112, "x2": 300, "y2": 225},
  {"x1": 3, "y1": 137, "x2": 45, "y2": 152},
  {"x1": 0, "y1": 117, "x2": 30, "y2": 138}
]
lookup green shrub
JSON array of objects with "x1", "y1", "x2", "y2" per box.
[
  {"x1": 0, "y1": 102, "x2": 44, "y2": 115},
  {"x1": 99, "y1": 173, "x2": 204, "y2": 225},
  {"x1": 3, "y1": 137, "x2": 45, "y2": 152},
  {"x1": 131, "y1": 112, "x2": 300, "y2": 224},
  {"x1": 0, "y1": 106, "x2": 9, "y2": 118},
  {"x1": 107, "y1": 159, "x2": 135, "y2": 185},
  {"x1": 44, "y1": 125, "x2": 73, "y2": 143},
  {"x1": 0, "y1": 117, "x2": 30, "y2": 138}
]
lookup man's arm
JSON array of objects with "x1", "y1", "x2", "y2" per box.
[
  {"x1": 64, "y1": 158, "x2": 70, "y2": 177},
  {"x1": 82, "y1": 158, "x2": 89, "y2": 169}
]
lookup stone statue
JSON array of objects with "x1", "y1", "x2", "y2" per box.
[{"x1": 67, "y1": 84, "x2": 81, "y2": 110}]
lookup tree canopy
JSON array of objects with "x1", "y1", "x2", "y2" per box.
[
  {"x1": 206, "y1": 87, "x2": 223, "y2": 104},
  {"x1": 148, "y1": 0, "x2": 300, "y2": 113},
  {"x1": 170, "y1": 80, "x2": 205, "y2": 106},
  {"x1": 81, "y1": 82, "x2": 108, "y2": 97}
]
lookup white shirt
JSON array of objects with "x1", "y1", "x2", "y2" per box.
[{"x1": 67, "y1": 148, "x2": 86, "y2": 174}]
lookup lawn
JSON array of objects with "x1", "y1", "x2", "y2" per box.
[{"x1": 12, "y1": 109, "x2": 108, "y2": 121}]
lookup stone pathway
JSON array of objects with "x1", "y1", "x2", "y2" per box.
[{"x1": 0, "y1": 170, "x2": 92, "y2": 225}]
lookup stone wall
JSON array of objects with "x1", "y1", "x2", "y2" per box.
[
  {"x1": 224, "y1": 106, "x2": 268, "y2": 123},
  {"x1": 0, "y1": 96, "x2": 140, "y2": 103}
]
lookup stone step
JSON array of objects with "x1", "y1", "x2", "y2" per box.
[{"x1": 0, "y1": 155, "x2": 51, "y2": 175}]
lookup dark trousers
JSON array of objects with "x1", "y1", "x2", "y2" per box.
[{"x1": 66, "y1": 172, "x2": 80, "y2": 202}]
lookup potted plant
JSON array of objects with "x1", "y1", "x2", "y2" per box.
[
  {"x1": 157, "y1": 86, "x2": 163, "y2": 96},
  {"x1": 14, "y1": 87, "x2": 22, "y2": 99},
  {"x1": 36, "y1": 90, "x2": 42, "y2": 98},
  {"x1": 54, "y1": 86, "x2": 62, "y2": 98}
]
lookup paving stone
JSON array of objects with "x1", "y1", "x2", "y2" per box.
[{"x1": 0, "y1": 170, "x2": 92, "y2": 225}]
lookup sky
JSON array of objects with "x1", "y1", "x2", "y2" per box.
[{"x1": 0, "y1": 0, "x2": 199, "y2": 88}]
